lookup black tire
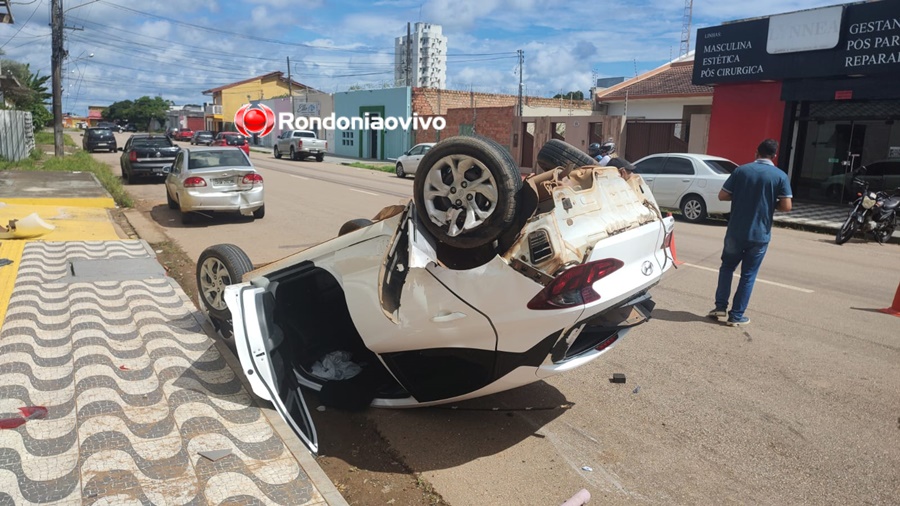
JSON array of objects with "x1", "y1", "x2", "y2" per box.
[
  {"x1": 835, "y1": 215, "x2": 859, "y2": 244},
  {"x1": 680, "y1": 194, "x2": 708, "y2": 223},
  {"x1": 122, "y1": 168, "x2": 131, "y2": 185},
  {"x1": 413, "y1": 135, "x2": 522, "y2": 250},
  {"x1": 338, "y1": 218, "x2": 373, "y2": 236},
  {"x1": 874, "y1": 218, "x2": 895, "y2": 244},
  {"x1": 290, "y1": 146, "x2": 297, "y2": 161},
  {"x1": 166, "y1": 189, "x2": 178, "y2": 210},
  {"x1": 396, "y1": 162, "x2": 406, "y2": 178},
  {"x1": 316, "y1": 153, "x2": 324, "y2": 162},
  {"x1": 252, "y1": 205, "x2": 265, "y2": 219},
  {"x1": 196, "y1": 244, "x2": 253, "y2": 346},
  {"x1": 536, "y1": 139, "x2": 597, "y2": 172},
  {"x1": 274, "y1": 146, "x2": 282, "y2": 159}
]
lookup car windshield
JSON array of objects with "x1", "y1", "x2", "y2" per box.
[
  {"x1": 189, "y1": 150, "x2": 250, "y2": 168},
  {"x1": 225, "y1": 135, "x2": 246, "y2": 145},
  {"x1": 90, "y1": 130, "x2": 114, "y2": 138},
  {"x1": 133, "y1": 138, "x2": 173, "y2": 148},
  {"x1": 705, "y1": 159, "x2": 737, "y2": 174}
]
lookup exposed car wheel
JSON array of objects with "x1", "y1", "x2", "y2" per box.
[
  {"x1": 166, "y1": 189, "x2": 178, "y2": 210},
  {"x1": 413, "y1": 135, "x2": 522, "y2": 249},
  {"x1": 396, "y1": 162, "x2": 406, "y2": 178},
  {"x1": 196, "y1": 244, "x2": 253, "y2": 347},
  {"x1": 338, "y1": 218, "x2": 373, "y2": 236},
  {"x1": 680, "y1": 195, "x2": 707, "y2": 223},
  {"x1": 274, "y1": 146, "x2": 281, "y2": 159},
  {"x1": 835, "y1": 215, "x2": 859, "y2": 244},
  {"x1": 536, "y1": 139, "x2": 597, "y2": 172},
  {"x1": 252, "y1": 205, "x2": 265, "y2": 219},
  {"x1": 290, "y1": 146, "x2": 297, "y2": 161},
  {"x1": 316, "y1": 153, "x2": 324, "y2": 162}
]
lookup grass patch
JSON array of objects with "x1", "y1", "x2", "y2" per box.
[
  {"x1": 344, "y1": 161, "x2": 395, "y2": 173},
  {"x1": 1, "y1": 150, "x2": 133, "y2": 208},
  {"x1": 34, "y1": 130, "x2": 77, "y2": 147}
]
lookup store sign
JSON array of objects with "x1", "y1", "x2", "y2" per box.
[
  {"x1": 767, "y1": 6, "x2": 843, "y2": 54},
  {"x1": 295, "y1": 102, "x2": 320, "y2": 116},
  {"x1": 694, "y1": 1, "x2": 900, "y2": 85}
]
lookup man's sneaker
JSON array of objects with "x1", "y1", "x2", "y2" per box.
[
  {"x1": 726, "y1": 316, "x2": 750, "y2": 326},
  {"x1": 707, "y1": 308, "x2": 727, "y2": 319}
]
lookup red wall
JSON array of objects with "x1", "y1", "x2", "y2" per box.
[
  {"x1": 707, "y1": 82, "x2": 785, "y2": 165},
  {"x1": 187, "y1": 117, "x2": 205, "y2": 131}
]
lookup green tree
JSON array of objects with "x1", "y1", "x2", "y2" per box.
[
  {"x1": 552, "y1": 90, "x2": 585, "y2": 101},
  {"x1": 103, "y1": 96, "x2": 169, "y2": 130},
  {"x1": 0, "y1": 60, "x2": 52, "y2": 126}
]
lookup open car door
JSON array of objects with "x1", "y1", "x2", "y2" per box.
[{"x1": 228, "y1": 283, "x2": 319, "y2": 455}]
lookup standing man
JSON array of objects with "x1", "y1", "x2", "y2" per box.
[{"x1": 708, "y1": 139, "x2": 792, "y2": 326}]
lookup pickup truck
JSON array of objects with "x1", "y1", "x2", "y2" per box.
[
  {"x1": 120, "y1": 134, "x2": 180, "y2": 183},
  {"x1": 273, "y1": 130, "x2": 327, "y2": 162}
]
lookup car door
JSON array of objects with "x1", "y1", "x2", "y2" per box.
[
  {"x1": 651, "y1": 156, "x2": 695, "y2": 209},
  {"x1": 632, "y1": 156, "x2": 665, "y2": 194},
  {"x1": 166, "y1": 150, "x2": 185, "y2": 201},
  {"x1": 230, "y1": 283, "x2": 318, "y2": 454},
  {"x1": 403, "y1": 145, "x2": 424, "y2": 175}
]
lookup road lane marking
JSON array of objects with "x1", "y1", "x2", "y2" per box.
[
  {"x1": 682, "y1": 262, "x2": 814, "y2": 293},
  {"x1": 349, "y1": 189, "x2": 379, "y2": 196},
  {"x1": 289, "y1": 175, "x2": 308, "y2": 180}
]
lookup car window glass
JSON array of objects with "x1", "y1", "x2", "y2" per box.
[
  {"x1": 409, "y1": 146, "x2": 423, "y2": 156},
  {"x1": 704, "y1": 160, "x2": 737, "y2": 174},
  {"x1": 190, "y1": 150, "x2": 251, "y2": 168},
  {"x1": 133, "y1": 138, "x2": 173, "y2": 148},
  {"x1": 174, "y1": 152, "x2": 184, "y2": 173},
  {"x1": 634, "y1": 156, "x2": 665, "y2": 174},
  {"x1": 663, "y1": 157, "x2": 694, "y2": 175},
  {"x1": 422, "y1": 145, "x2": 431, "y2": 154},
  {"x1": 299, "y1": 131, "x2": 315, "y2": 138}
]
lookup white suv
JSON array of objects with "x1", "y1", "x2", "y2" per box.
[{"x1": 632, "y1": 153, "x2": 737, "y2": 223}]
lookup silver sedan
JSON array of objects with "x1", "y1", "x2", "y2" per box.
[
  {"x1": 394, "y1": 142, "x2": 434, "y2": 178},
  {"x1": 164, "y1": 146, "x2": 265, "y2": 224}
]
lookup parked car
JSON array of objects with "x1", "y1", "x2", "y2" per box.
[
  {"x1": 82, "y1": 127, "x2": 117, "y2": 153},
  {"x1": 213, "y1": 132, "x2": 250, "y2": 155},
  {"x1": 395, "y1": 142, "x2": 435, "y2": 178},
  {"x1": 194, "y1": 137, "x2": 674, "y2": 455},
  {"x1": 175, "y1": 129, "x2": 194, "y2": 142},
  {"x1": 273, "y1": 129, "x2": 326, "y2": 161},
  {"x1": 119, "y1": 134, "x2": 180, "y2": 184},
  {"x1": 821, "y1": 159, "x2": 900, "y2": 201},
  {"x1": 191, "y1": 130, "x2": 215, "y2": 146},
  {"x1": 164, "y1": 146, "x2": 264, "y2": 224},
  {"x1": 632, "y1": 153, "x2": 737, "y2": 223},
  {"x1": 97, "y1": 121, "x2": 123, "y2": 133},
  {"x1": 123, "y1": 124, "x2": 137, "y2": 132}
]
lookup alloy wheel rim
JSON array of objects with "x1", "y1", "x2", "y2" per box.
[
  {"x1": 422, "y1": 154, "x2": 498, "y2": 237},
  {"x1": 684, "y1": 200, "x2": 702, "y2": 220},
  {"x1": 199, "y1": 258, "x2": 230, "y2": 311}
]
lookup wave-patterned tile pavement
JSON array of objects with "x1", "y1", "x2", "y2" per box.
[{"x1": 0, "y1": 241, "x2": 324, "y2": 505}]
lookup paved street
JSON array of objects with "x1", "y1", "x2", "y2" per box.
[{"x1": 91, "y1": 135, "x2": 900, "y2": 504}]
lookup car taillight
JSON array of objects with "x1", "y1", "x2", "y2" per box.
[
  {"x1": 241, "y1": 173, "x2": 263, "y2": 185},
  {"x1": 184, "y1": 177, "x2": 207, "y2": 187},
  {"x1": 527, "y1": 258, "x2": 624, "y2": 310},
  {"x1": 297, "y1": 140, "x2": 303, "y2": 148},
  {"x1": 129, "y1": 151, "x2": 137, "y2": 162}
]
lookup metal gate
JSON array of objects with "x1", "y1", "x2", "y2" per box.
[{"x1": 624, "y1": 121, "x2": 687, "y2": 161}]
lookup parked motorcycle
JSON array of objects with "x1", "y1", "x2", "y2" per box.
[{"x1": 835, "y1": 167, "x2": 899, "y2": 244}]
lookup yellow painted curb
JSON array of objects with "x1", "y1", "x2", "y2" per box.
[
  {"x1": 0, "y1": 240, "x2": 25, "y2": 331},
  {"x1": 0, "y1": 203, "x2": 119, "y2": 242},
  {"x1": 0, "y1": 197, "x2": 117, "y2": 209}
]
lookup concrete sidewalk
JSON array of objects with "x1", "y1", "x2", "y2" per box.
[{"x1": 0, "y1": 171, "x2": 346, "y2": 505}]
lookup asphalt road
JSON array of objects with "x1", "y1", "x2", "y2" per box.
[{"x1": 87, "y1": 133, "x2": 900, "y2": 504}]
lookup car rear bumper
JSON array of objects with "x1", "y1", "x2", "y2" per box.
[
  {"x1": 131, "y1": 162, "x2": 174, "y2": 175},
  {"x1": 179, "y1": 187, "x2": 264, "y2": 213}
]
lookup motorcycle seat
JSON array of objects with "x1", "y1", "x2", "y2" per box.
[{"x1": 884, "y1": 197, "x2": 900, "y2": 210}]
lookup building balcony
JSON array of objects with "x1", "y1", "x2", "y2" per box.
[{"x1": 205, "y1": 104, "x2": 222, "y2": 115}]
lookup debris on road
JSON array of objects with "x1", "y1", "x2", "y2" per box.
[
  {"x1": 610, "y1": 373, "x2": 627, "y2": 384},
  {"x1": 198, "y1": 449, "x2": 232, "y2": 462}
]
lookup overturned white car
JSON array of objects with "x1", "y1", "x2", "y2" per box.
[{"x1": 196, "y1": 136, "x2": 675, "y2": 454}]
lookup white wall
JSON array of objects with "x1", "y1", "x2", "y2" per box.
[
  {"x1": 523, "y1": 106, "x2": 595, "y2": 116},
  {"x1": 603, "y1": 97, "x2": 711, "y2": 120}
]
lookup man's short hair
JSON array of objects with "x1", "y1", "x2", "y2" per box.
[{"x1": 757, "y1": 139, "x2": 778, "y2": 158}]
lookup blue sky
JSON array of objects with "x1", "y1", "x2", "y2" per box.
[{"x1": 0, "y1": 0, "x2": 842, "y2": 115}]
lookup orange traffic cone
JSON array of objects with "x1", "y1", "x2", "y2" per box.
[
  {"x1": 879, "y1": 280, "x2": 900, "y2": 317},
  {"x1": 669, "y1": 232, "x2": 684, "y2": 266}
]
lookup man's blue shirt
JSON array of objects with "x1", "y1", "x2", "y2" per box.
[{"x1": 721, "y1": 159, "x2": 792, "y2": 244}]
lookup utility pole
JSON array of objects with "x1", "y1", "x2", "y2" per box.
[
  {"x1": 516, "y1": 49, "x2": 524, "y2": 118},
  {"x1": 287, "y1": 56, "x2": 294, "y2": 114},
  {"x1": 406, "y1": 22, "x2": 411, "y2": 87},
  {"x1": 51, "y1": 0, "x2": 64, "y2": 156}
]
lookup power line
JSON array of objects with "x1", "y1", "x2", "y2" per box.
[{"x1": 0, "y1": 0, "x2": 42, "y2": 50}]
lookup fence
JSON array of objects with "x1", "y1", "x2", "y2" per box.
[{"x1": 0, "y1": 110, "x2": 35, "y2": 162}]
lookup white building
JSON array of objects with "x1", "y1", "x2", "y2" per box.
[{"x1": 394, "y1": 22, "x2": 447, "y2": 88}]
